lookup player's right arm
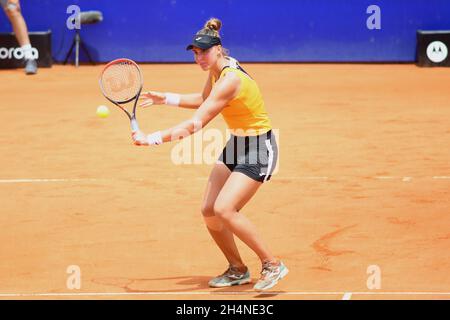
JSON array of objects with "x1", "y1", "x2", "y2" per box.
[{"x1": 139, "y1": 73, "x2": 213, "y2": 109}]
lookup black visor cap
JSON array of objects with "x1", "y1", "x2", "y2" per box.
[{"x1": 186, "y1": 34, "x2": 222, "y2": 50}]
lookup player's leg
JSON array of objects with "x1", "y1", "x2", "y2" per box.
[
  {"x1": 3, "y1": 1, "x2": 29, "y2": 46},
  {"x1": 2, "y1": 0, "x2": 37, "y2": 74},
  {"x1": 202, "y1": 162, "x2": 250, "y2": 287},
  {"x1": 213, "y1": 171, "x2": 288, "y2": 291},
  {"x1": 213, "y1": 172, "x2": 274, "y2": 262}
]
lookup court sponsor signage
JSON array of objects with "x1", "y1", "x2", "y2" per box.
[
  {"x1": 417, "y1": 30, "x2": 450, "y2": 67},
  {"x1": 0, "y1": 31, "x2": 52, "y2": 68}
]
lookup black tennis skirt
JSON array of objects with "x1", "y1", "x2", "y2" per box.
[{"x1": 218, "y1": 130, "x2": 278, "y2": 183}]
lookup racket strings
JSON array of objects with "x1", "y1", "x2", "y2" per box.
[{"x1": 100, "y1": 61, "x2": 142, "y2": 103}]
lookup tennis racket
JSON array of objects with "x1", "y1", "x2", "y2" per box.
[{"x1": 99, "y1": 58, "x2": 143, "y2": 132}]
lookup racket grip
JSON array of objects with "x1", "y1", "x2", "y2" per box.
[{"x1": 130, "y1": 119, "x2": 139, "y2": 132}]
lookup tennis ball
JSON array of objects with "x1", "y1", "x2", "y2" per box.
[{"x1": 96, "y1": 105, "x2": 110, "y2": 118}]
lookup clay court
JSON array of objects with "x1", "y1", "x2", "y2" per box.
[{"x1": 0, "y1": 63, "x2": 449, "y2": 299}]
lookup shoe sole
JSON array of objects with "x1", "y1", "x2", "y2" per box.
[
  {"x1": 254, "y1": 266, "x2": 289, "y2": 292},
  {"x1": 209, "y1": 278, "x2": 252, "y2": 288}
]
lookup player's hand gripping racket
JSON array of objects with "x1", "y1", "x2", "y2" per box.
[{"x1": 99, "y1": 58, "x2": 143, "y2": 132}]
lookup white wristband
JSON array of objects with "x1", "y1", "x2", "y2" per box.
[
  {"x1": 147, "y1": 131, "x2": 163, "y2": 145},
  {"x1": 165, "y1": 92, "x2": 181, "y2": 106}
]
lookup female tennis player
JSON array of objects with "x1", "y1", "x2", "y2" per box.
[{"x1": 133, "y1": 18, "x2": 288, "y2": 291}]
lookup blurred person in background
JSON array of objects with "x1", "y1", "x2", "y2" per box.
[{"x1": 1, "y1": 0, "x2": 37, "y2": 74}]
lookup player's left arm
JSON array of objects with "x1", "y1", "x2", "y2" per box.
[{"x1": 132, "y1": 72, "x2": 240, "y2": 146}]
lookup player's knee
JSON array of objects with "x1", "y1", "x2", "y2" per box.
[
  {"x1": 213, "y1": 201, "x2": 234, "y2": 221},
  {"x1": 201, "y1": 203, "x2": 224, "y2": 231},
  {"x1": 5, "y1": 3, "x2": 21, "y2": 17},
  {"x1": 203, "y1": 215, "x2": 224, "y2": 232},
  {"x1": 201, "y1": 202, "x2": 215, "y2": 218}
]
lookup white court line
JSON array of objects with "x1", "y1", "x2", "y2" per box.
[
  {"x1": 342, "y1": 292, "x2": 352, "y2": 300},
  {"x1": 195, "y1": 176, "x2": 330, "y2": 181},
  {"x1": 0, "y1": 179, "x2": 101, "y2": 184},
  {"x1": 0, "y1": 178, "x2": 146, "y2": 184},
  {"x1": 1, "y1": 291, "x2": 450, "y2": 298},
  {"x1": 375, "y1": 176, "x2": 398, "y2": 180},
  {"x1": 1, "y1": 176, "x2": 450, "y2": 184},
  {"x1": 374, "y1": 176, "x2": 415, "y2": 180}
]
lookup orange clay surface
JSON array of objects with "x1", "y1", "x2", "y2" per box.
[{"x1": 0, "y1": 64, "x2": 449, "y2": 300}]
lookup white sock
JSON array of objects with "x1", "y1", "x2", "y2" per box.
[{"x1": 21, "y1": 44, "x2": 34, "y2": 60}]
